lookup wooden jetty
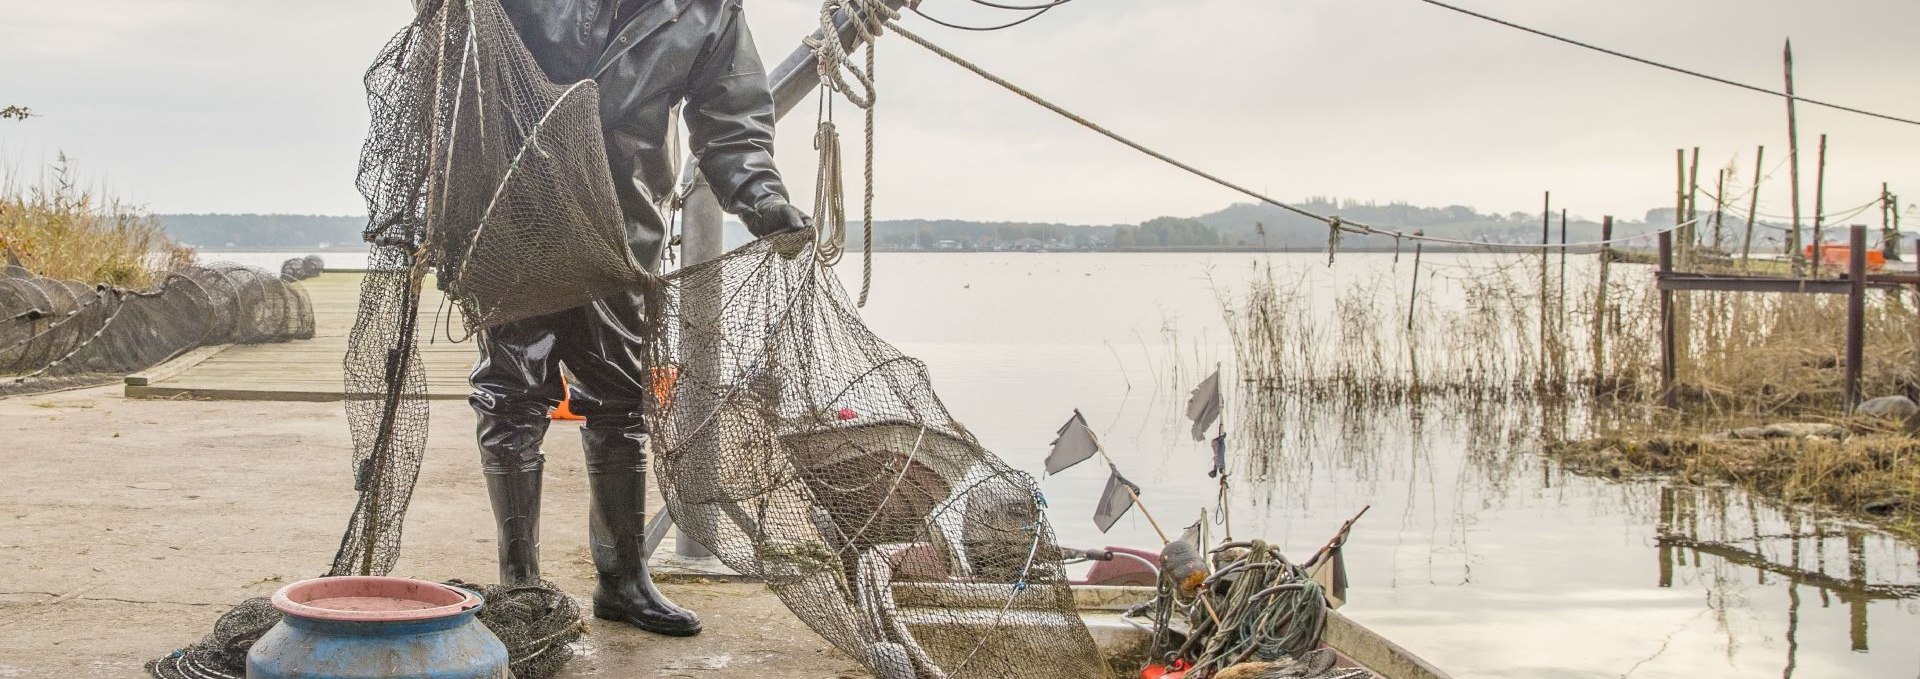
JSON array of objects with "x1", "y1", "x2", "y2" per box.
[{"x1": 125, "y1": 272, "x2": 476, "y2": 401}]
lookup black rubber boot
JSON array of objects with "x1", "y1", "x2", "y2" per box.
[
  {"x1": 478, "y1": 413, "x2": 548, "y2": 586},
  {"x1": 584, "y1": 427, "x2": 702, "y2": 636}
]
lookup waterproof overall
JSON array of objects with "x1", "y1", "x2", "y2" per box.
[{"x1": 469, "y1": 0, "x2": 801, "y2": 637}]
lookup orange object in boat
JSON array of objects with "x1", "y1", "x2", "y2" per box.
[
  {"x1": 1141, "y1": 660, "x2": 1189, "y2": 679},
  {"x1": 1804, "y1": 244, "x2": 1886, "y2": 271}
]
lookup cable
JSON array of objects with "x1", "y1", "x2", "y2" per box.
[
  {"x1": 910, "y1": 1, "x2": 1058, "y2": 31},
  {"x1": 965, "y1": 0, "x2": 1076, "y2": 9},
  {"x1": 1411, "y1": 0, "x2": 1920, "y2": 127},
  {"x1": 885, "y1": 19, "x2": 1700, "y2": 250}
]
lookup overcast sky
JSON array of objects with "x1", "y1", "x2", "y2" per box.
[{"x1": 3, "y1": 0, "x2": 1917, "y2": 225}]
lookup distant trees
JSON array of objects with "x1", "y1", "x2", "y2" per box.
[
  {"x1": 1113, "y1": 217, "x2": 1221, "y2": 248},
  {"x1": 1, "y1": 105, "x2": 31, "y2": 120}
]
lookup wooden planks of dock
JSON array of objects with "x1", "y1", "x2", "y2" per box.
[{"x1": 125, "y1": 272, "x2": 480, "y2": 400}]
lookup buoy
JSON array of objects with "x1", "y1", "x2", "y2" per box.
[{"x1": 247, "y1": 576, "x2": 509, "y2": 679}]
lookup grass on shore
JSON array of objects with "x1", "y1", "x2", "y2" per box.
[
  {"x1": 0, "y1": 157, "x2": 192, "y2": 287},
  {"x1": 1549, "y1": 425, "x2": 1920, "y2": 543}
]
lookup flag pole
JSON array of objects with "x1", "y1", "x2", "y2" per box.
[
  {"x1": 1215, "y1": 363, "x2": 1231, "y2": 540},
  {"x1": 1086, "y1": 430, "x2": 1223, "y2": 627}
]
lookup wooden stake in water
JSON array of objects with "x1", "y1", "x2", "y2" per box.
[
  {"x1": 1593, "y1": 216, "x2": 1613, "y2": 380},
  {"x1": 1539, "y1": 191, "x2": 1551, "y2": 382},
  {"x1": 1845, "y1": 224, "x2": 1867, "y2": 412},
  {"x1": 1742, "y1": 145, "x2": 1765, "y2": 270},
  {"x1": 1712, "y1": 168, "x2": 1727, "y2": 252},
  {"x1": 1659, "y1": 230, "x2": 1678, "y2": 407},
  {"x1": 1785, "y1": 40, "x2": 1805, "y2": 271},
  {"x1": 1812, "y1": 133, "x2": 1829, "y2": 277},
  {"x1": 1687, "y1": 147, "x2": 1702, "y2": 258}
]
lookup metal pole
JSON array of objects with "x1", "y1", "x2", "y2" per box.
[{"x1": 659, "y1": 0, "x2": 910, "y2": 560}]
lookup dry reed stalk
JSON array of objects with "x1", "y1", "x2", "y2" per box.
[{"x1": 0, "y1": 157, "x2": 190, "y2": 287}]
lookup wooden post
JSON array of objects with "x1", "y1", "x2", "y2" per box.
[
  {"x1": 1712, "y1": 168, "x2": 1727, "y2": 252},
  {"x1": 1675, "y1": 149, "x2": 1690, "y2": 263},
  {"x1": 1785, "y1": 40, "x2": 1805, "y2": 271},
  {"x1": 1881, "y1": 182, "x2": 1897, "y2": 261},
  {"x1": 1659, "y1": 230, "x2": 1678, "y2": 407},
  {"x1": 1558, "y1": 209, "x2": 1568, "y2": 384},
  {"x1": 1406, "y1": 235, "x2": 1423, "y2": 333},
  {"x1": 1811, "y1": 133, "x2": 1828, "y2": 277},
  {"x1": 1687, "y1": 147, "x2": 1702, "y2": 257},
  {"x1": 1845, "y1": 224, "x2": 1867, "y2": 412},
  {"x1": 1593, "y1": 216, "x2": 1613, "y2": 382},
  {"x1": 1540, "y1": 191, "x2": 1551, "y2": 382},
  {"x1": 1742, "y1": 145, "x2": 1765, "y2": 270}
]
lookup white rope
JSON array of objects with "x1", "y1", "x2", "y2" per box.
[{"x1": 808, "y1": 0, "x2": 895, "y2": 305}]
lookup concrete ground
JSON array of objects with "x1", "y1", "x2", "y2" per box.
[{"x1": 0, "y1": 385, "x2": 865, "y2": 678}]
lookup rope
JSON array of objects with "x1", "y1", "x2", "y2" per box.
[
  {"x1": 1411, "y1": 0, "x2": 1920, "y2": 128},
  {"x1": 1165, "y1": 541, "x2": 1328, "y2": 676},
  {"x1": 886, "y1": 19, "x2": 1703, "y2": 251},
  {"x1": 811, "y1": 0, "x2": 893, "y2": 305},
  {"x1": 813, "y1": 96, "x2": 849, "y2": 265}
]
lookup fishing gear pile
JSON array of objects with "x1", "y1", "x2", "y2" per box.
[
  {"x1": 1139, "y1": 540, "x2": 1373, "y2": 679},
  {"x1": 156, "y1": 0, "x2": 1103, "y2": 676},
  {"x1": 2, "y1": 261, "x2": 314, "y2": 395}
]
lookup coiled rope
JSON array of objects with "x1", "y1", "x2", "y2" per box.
[{"x1": 809, "y1": 0, "x2": 897, "y2": 306}]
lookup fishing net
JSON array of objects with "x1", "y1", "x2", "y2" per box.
[
  {"x1": 1, "y1": 262, "x2": 314, "y2": 394},
  {"x1": 156, "y1": 0, "x2": 1105, "y2": 676},
  {"x1": 641, "y1": 232, "x2": 1109, "y2": 678}
]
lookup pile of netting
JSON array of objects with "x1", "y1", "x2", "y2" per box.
[
  {"x1": 1, "y1": 261, "x2": 314, "y2": 394},
  {"x1": 147, "y1": 581, "x2": 581, "y2": 679}
]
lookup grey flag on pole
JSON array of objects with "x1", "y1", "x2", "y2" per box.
[
  {"x1": 1186, "y1": 368, "x2": 1223, "y2": 441},
  {"x1": 1046, "y1": 409, "x2": 1100, "y2": 476},
  {"x1": 1093, "y1": 464, "x2": 1141, "y2": 533}
]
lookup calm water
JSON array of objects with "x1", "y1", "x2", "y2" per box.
[{"x1": 233, "y1": 250, "x2": 1920, "y2": 679}]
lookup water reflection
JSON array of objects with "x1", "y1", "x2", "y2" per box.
[
  {"x1": 1656, "y1": 485, "x2": 1920, "y2": 672},
  {"x1": 845, "y1": 252, "x2": 1920, "y2": 678}
]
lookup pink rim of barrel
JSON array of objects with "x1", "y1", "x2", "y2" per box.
[{"x1": 271, "y1": 576, "x2": 481, "y2": 622}]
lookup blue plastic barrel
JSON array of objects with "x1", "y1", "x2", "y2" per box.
[{"x1": 247, "y1": 576, "x2": 510, "y2": 679}]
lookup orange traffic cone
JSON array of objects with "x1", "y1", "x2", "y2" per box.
[{"x1": 550, "y1": 376, "x2": 585, "y2": 421}]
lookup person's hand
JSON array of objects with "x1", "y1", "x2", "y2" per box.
[
  {"x1": 743, "y1": 201, "x2": 811, "y2": 237},
  {"x1": 744, "y1": 201, "x2": 812, "y2": 259}
]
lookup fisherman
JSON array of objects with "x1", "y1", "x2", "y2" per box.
[{"x1": 456, "y1": 0, "x2": 809, "y2": 637}]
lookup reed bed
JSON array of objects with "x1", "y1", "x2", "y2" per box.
[
  {"x1": 1213, "y1": 251, "x2": 1920, "y2": 531},
  {"x1": 0, "y1": 158, "x2": 191, "y2": 287},
  {"x1": 1216, "y1": 253, "x2": 1920, "y2": 419},
  {"x1": 1550, "y1": 429, "x2": 1920, "y2": 542}
]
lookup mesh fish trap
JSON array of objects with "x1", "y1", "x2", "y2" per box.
[{"x1": 2, "y1": 263, "x2": 315, "y2": 394}]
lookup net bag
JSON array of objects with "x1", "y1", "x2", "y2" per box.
[{"x1": 641, "y1": 233, "x2": 1110, "y2": 678}]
